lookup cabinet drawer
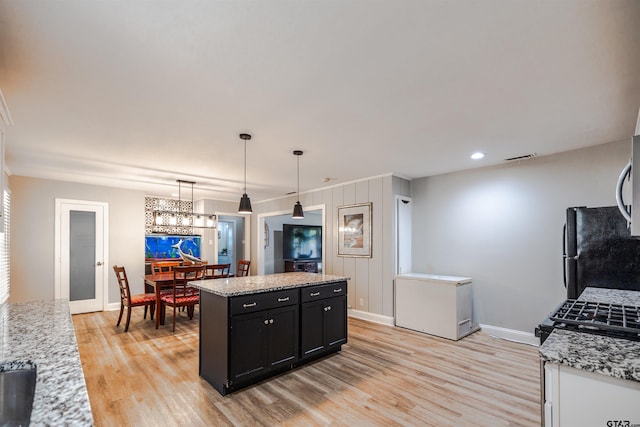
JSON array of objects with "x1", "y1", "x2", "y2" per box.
[
  {"x1": 230, "y1": 289, "x2": 299, "y2": 315},
  {"x1": 300, "y1": 281, "x2": 346, "y2": 302}
]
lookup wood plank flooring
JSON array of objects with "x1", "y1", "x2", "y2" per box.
[{"x1": 73, "y1": 308, "x2": 540, "y2": 426}]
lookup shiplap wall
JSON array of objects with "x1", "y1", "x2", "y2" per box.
[{"x1": 251, "y1": 174, "x2": 410, "y2": 318}]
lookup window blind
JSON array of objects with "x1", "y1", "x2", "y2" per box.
[{"x1": 0, "y1": 189, "x2": 10, "y2": 304}]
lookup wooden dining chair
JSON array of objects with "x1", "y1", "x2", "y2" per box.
[
  {"x1": 151, "y1": 260, "x2": 181, "y2": 273},
  {"x1": 113, "y1": 265, "x2": 156, "y2": 332},
  {"x1": 203, "y1": 263, "x2": 231, "y2": 279},
  {"x1": 237, "y1": 260, "x2": 250, "y2": 277},
  {"x1": 159, "y1": 265, "x2": 204, "y2": 332}
]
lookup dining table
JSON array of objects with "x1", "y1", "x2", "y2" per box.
[
  {"x1": 144, "y1": 272, "x2": 181, "y2": 328},
  {"x1": 144, "y1": 268, "x2": 232, "y2": 328}
]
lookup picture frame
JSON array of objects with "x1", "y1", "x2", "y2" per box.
[{"x1": 337, "y1": 203, "x2": 372, "y2": 257}]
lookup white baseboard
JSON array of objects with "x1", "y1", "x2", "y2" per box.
[
  {"x1": 347, "y1": 309, "x2": 395, "y2": 327},
  {"x1": 479, "y1": 323, "x2": 539, "y2": 346},
  {"x1": 105, "y1": 302, "x2": 121, "y2": 311}
]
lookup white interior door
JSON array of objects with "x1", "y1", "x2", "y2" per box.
[
  {"x1": 395, "y1": 196, "x2": 412, "y2": 275},
  {"x1": 55, "y1": 199, "x2": 109, "y2": 314}
]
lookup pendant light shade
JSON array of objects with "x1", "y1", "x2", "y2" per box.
[
  {"x1": 238, "y1": 133, "x2": 253, "y2": 214},
  {"x1": 239, "y1": 193, "x2": 252, "y2": 214},
  {"x1": 292, "y1": 150, "x2": 304, "y2": 219},
  {"x1": 292, "y1": 201, "x2": 304, "y2": 219}
]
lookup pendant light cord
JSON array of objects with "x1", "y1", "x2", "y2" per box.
[
  {"x1": 244, "y1": 139, "x2": 247, "y2": 194},
  {"x1": 297, "y1": 154, "x2": 300, "y2": 201}
]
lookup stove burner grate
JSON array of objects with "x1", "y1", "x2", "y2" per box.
[{"x1": 549, "y1": 299, "x2": 640, "y2": 337}]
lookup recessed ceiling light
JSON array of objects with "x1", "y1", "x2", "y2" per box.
[{"x1": 471, "y1": 152, "x2": 485, "y2": 160}]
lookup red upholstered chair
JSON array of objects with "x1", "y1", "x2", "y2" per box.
[
  {"x1": 237, "y1": 260, "x2": 250, "y2": 277},
  {"x1": 159, "y1": 265, "x2": 204, "y2": 332},
  {"x1": 113, "y1": 265, "x2": 156, "y2": 332}
]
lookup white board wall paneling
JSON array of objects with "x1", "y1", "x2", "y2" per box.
[
  {"x1": 354, "y1": 180, "x2": 370, "y2": 311},
  {"x1": 369, "y1": 177, "x2": 384, "y2": 314},
  {"x1": 247, "y1": 173, "x2": 409, "y2": 317},
  {"x1": 331, "y1": 185, "x2": 345, "y2": 278},
  {"x1": 323, "y1": 187, "x2": 333, "y2": 274}
]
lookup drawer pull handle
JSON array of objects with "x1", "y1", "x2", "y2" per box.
[
  {"x1": 277, "y1": 297, "x2": 290, "y2": 302},
  {"x1": 310, "y1": 292, "x2": 320, "y2": 297},
  {"x1": 243, "y1": 303, "x2": 257, "y2": 308},
  {"x1": 333, "y1": 288, "x2": 342, "y2": 293}
]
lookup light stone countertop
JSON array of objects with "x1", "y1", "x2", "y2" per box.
[
  {"x1": 0, "y1": 299, "x2": 93, "y2": 426},
  {"x1": 539, "y1": 287, "x2": 640, "y2": 383},
  {"x1": 189, "y1": 272, "x2": 349, "y2": 297}
]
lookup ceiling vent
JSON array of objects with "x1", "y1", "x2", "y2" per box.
[{"x1": 504, "y1": 153, "x2": 537, "y2": 162}]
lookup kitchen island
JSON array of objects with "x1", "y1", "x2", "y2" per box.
[
  {"x1": 0, "y1": 299, "x2": 93, "y2": 426},
  {"x1": 190, "y1": 272, "x2": 349, "y2": 395},
  {"x1": 539, "y1": 288, "x2": 640, "y2": 426}
]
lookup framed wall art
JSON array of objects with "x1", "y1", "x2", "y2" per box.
[{"x1": 337, "y1": 203, "x2": 372, "y2": 257}]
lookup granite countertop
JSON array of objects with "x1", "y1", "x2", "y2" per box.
[
  {"x1": 190, "y1": 272, "x2": 349, "y2": 297},
  {"x1": 0, "y1": 299, "x2": 93, "y2": 426},
  {"x1": 539, "y1": 287, "x2": 640, "y2": 383}
]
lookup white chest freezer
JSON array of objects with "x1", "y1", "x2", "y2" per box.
[{"x1": 395, "y1": 273, "x2": 478, "y2": 340}]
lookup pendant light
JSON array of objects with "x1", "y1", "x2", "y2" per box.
[
  {"x1": 292, "y1": 150, "x2": 304, "y2": 219},
  {"x1": 238, "y1": 133, "x2": 253, "y2": 214},
  {"x1": 152, "y1": 179, "x2": 218, "y2": 229}
]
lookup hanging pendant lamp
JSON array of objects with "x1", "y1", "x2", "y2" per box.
[
  {"x1": 238, "y1": 133, "x2": 253, "y2": 214},
  {"x1": 292, "y1": 150, "x2": 304, "y2": 219}
]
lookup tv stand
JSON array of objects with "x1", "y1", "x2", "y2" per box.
[{"x1": 285, "y1": 260, "x2": 318, "y2": 273}]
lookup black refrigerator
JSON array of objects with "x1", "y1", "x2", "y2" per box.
[{"x1": 564, "y1": 206, "x2": 640, "y2": 299}]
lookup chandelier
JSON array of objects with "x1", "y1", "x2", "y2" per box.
[{"x1": 152, "y1": 180, "x2": 217, "y2": 229}]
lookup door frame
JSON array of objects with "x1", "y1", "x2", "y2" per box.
[
  {"x1": 54, "y1": 198, "x2": 110, "y2": 311},
  {"x1": 394, "y1": 195, "x2": 412, "y2": 275},
  {"x1": 256, "y1": 204, "x2": 326, "y2": 276},
  {"x1": 214, "y1": 211, "x2": 250, "y2": 266}
]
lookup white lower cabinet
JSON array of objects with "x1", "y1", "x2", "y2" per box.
[{"x1": 544, "y1": 362, "x2": 640, "y2": 426}]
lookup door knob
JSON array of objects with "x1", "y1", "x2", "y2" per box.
[{"x1": 96, "y1": 261, "x2": 103, "y2": 266}]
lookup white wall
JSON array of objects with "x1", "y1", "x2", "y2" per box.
[
  {"x1": 195, "y1": 199, "x2": 241, "y2": 267},
  {"x1": 9, "y1": 175, "x2": 146, "y2": 304},
  {"x1": 411, "y1": 140, "x2": 631, "y2": 333},
  {"x1": 252, "y1": 174, "x2": 410, "y2": 318}
]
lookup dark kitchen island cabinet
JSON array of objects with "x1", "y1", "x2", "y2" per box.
[
  {"x1": 192, "y1": 272, "x2": 349, "y2": 396},
  {"x1": 300, "y1": 282, "x2": 347, "y2": 359}
]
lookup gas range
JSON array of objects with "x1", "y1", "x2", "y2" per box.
[{"x1": 536, "y1": 298, "x2": 640, "y2": 343}]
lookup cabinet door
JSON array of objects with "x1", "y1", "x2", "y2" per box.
[
  {"x1": 229, "y1": 311, "x2": 267, "y2": 381},
  {"x1": 325, "y1": 295, "x2": 347, "y2": 347},
  {"x1": 267, "y1": 305, "x2": 299, "y2": 368},
  {"x1": 300, "y1": 300, "x2": 326, "y2": 357}
]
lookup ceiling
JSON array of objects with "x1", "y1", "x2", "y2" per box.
[{"x1": 1, "y1": 0, "x2": 639, "y2": 202}]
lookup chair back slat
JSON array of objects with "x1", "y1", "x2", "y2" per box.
[
  {"x1": 173, "y1": 265, "x2": 205, "y2": 296},
  {"x1": 151, "y1": 261, "x2": 181, "y2": 273},
  {"x1": 237, "y1": 260, "x2": 251, "y2": 277},
  {"x1": 203, "y1": 264, "x2": 230, "y2": 279},
  {"x1": 113, "y1": 265, "x2": 131, "y2": 304}
]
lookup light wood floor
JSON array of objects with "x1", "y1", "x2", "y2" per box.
[{"x1": 73, "y1": 308, "x2": 541, "y2": 426}]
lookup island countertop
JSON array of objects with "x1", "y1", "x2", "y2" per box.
[
  {"x1": 189, "y1": 272, "x2": 349, "y2": 297},
  {"x1": 539, "y1": 287, "x2": 640, "y2": 383},
  {"x1": 0, "y1": 299, "x2": 93, "y2": 426}
]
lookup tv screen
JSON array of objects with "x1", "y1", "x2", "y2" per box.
[
  {"x1": 283, "y1": 224, "x2": 322, "y2": 261},
  {"x1": 145, "y1": 235, "x2": 201, "y2": 260}
]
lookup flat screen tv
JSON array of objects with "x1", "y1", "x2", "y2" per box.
[
  {"x1": 282, "y1": 224, "x2": 322, "y2": 261},
  {"x1": 145, "y1": 235, "x2": 201, "y2": 260}
]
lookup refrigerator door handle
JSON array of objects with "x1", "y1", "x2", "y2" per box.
[{"x1": 563, "y1": 223, "x2": 567, "y2": 288}]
